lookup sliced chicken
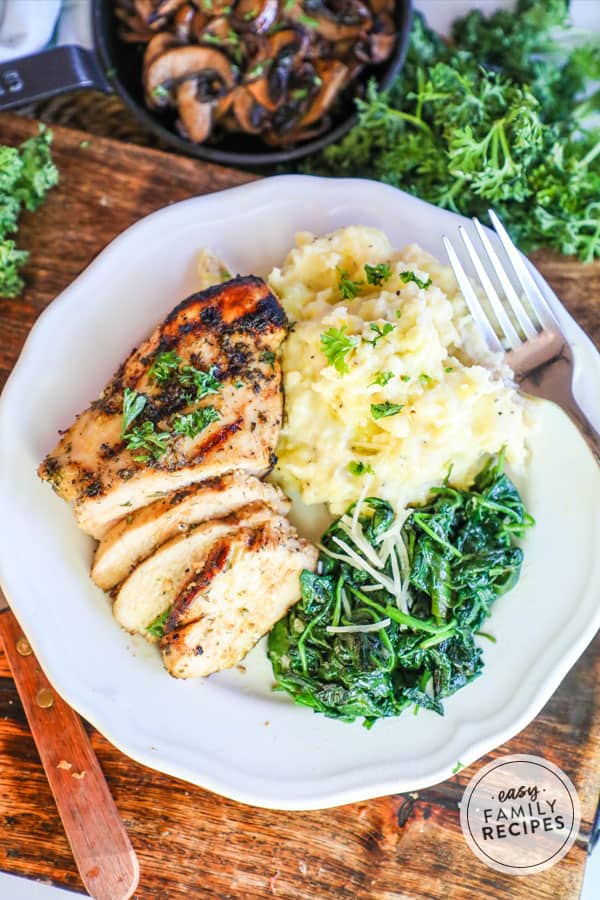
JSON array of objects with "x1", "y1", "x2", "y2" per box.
[
  {"x1": 91, "y1": 472, "x2": 290, "y2": 590},
  {"x1": 38, "y1": 276, "x2": 287, "y2": 539},
  {"x1": 161, "y1": 519, "x2": 318, "y2": 678},
  {"x1": 113, "y1": 502, "x2": 279, "y2": 639}
]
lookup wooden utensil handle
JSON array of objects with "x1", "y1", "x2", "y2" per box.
[{"x1": 0, "y1": 609, "x2": 139, "y2": 900}]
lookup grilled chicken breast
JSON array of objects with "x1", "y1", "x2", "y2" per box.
[
  {"x1": 91, "y1": 472, "x2": 291, "y2": 591},
  {"x1": 161, "y1": 520, "x2": 318, "y2": 678},
  {"x1": 39, "y1": 277, "x2": 287, "y2": 539},
  {"x1": 113, "y1": 502, "x2": 278, "y2": 638}
]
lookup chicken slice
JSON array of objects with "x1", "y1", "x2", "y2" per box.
[
  {"x1": 161, "y1": 521, "x2": 318, "y2": 678},
  {"x1": 91, "y1": 473, "x2": 291, "y2": 590},
  {"x1": 38, "y1": 276, "x2": 287, "y2": 539},
  {"x1": 113, "y1": 502, "x2": 280, "y2": 639}
]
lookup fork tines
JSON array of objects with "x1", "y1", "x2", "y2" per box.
[{"x1": 443, "y1": 211, "x2": 559, "y2": 353}]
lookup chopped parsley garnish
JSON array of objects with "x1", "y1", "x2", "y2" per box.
[
  {"x1": 297, "y1": 14, "x2": 318, "y2": 27},
  {"x1": 123, "y1": 421, "x2": 170, "y2": 461},
  {"x1": 348, "y1": 460, "x2": 374, "y2": 476},
  {"x1": 179, "y1": 364, "x2": 222, "y2": 400},
  {"x1": 260, "y1": 350, "x2": 276, "y2": 368},
  {"x1": 364, "y1": 262, "x2": 392, "y2": 286},
  {"x1": 121, "y1": 388, "x2": 147, "y2": 437},
  {"x1": 370, "y1": 370, "x2": 394, "y2": 387},
  {"x1": 452, "y1": 761, "x2": 465, "y2": 774},
  {"x1": 320, "y1": 326, "x2": 359, "y2": 374},
  {"x1": 291, "y1": 87, "x2": 309, "y2": 100},
  {"x1": 172, "y1": 406, "x2": 221, "y2": 439},
  {"x1": 146, "y1": 608, "x2": 170, "y2": 639},
  {"x1": 366, "y1": 322, "x2": 396, "y2": 346},
  {"x1": 148, "y1": 350, "x2": 182, "y2": 384},
  {"x1": 400, "y1": 374, "x2": 411, "y2": 382},
  {"x1": 419, "y1": 373, "x2": 434, "y2": 386},
  {"x1": 400, "y1": 270, "x2": 432, "y2": 290},
  {"x1": 151, "y1": 84, "x2": 169, "y2": 101},
  {"x1": 337, "y1": 267, "x2": 364, "y2": 300},
  {"x1": 445, "y1": 366, "x2": 455, "y2": 373},
  {"x1": 247, "y1": 62, "x2": 266, "y2": 79},
  {"x1": 371, "y1": 401, "x2": 404, "y2": 420}
]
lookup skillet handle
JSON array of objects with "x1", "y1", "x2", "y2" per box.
[{"x1": 0, "y1": 45, "x2": 111, "y2": 112}]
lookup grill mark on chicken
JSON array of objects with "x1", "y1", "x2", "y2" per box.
[
  {"x1": 165, "y1": 539, "x2": 231, "y2": 633},
  {"x1": 188, "y1": 419, "x2": 242, "y2": 465}
]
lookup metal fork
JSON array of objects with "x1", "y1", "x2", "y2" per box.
[{"x1": 443, "y1": 210, "x2": 600, "y2": 460}]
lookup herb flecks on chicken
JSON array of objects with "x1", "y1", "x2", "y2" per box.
[{"x1": 38, "y1": 276, "x2": 287, "y2": 538}]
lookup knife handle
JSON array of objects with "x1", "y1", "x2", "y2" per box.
[{"x1": 0, "y1": 608, "x2": 140, "y2": 900}]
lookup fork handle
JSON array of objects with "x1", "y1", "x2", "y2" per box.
[{"x1": 521, "y1": 364, "x2": 600, "y2": 462}]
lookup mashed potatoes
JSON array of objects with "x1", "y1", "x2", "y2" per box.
[{"x1": 268, "y1": 226, "x2": 529, "y2": 515}]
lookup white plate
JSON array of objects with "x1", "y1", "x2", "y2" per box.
[{"x1": 1, "y1": 177, "x2": 599, "y2": 810}]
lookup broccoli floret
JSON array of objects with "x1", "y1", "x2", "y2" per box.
[{"x1": 0, "y1": 239, "x2": 28, "y2": 298}]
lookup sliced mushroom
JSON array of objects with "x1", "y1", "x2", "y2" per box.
[
  {"x1": 145, "y1": 45, "x2": 235, "y2": 108},
  {"x1": 176, "y1": 80, "x2": 213, "y2": 142},
  {"x1": 174, "y1": 3, "x2": 196, "y2": 41},
  {"x1": 247, "y1": 27, "x2": 309, "y2": 110},
  {"x1": 355, "y1": 29, "x2": 395, "y2": 64},
  {"x1": 297, "y1": 0, "x2": 372, "y2": 41},
  {"x1": 300, "y1": 58, "x2": 348, "y2": 125},
  {"x1": 368, "y1": 0, "x2": 393, "y2": 13},
  {"x1": 232, "y1": 86, "x2": 269, "y2": 132},
  {"x1": 153, "y1": 0, "x2": 188, "y2": 14},
  {"x1": 143, "y1": 32, "x2": 179, "y2": 74},
  {"x1": 198, "y1": 15, "x2": 230, "y2": 41},
  {"x1": 234, "y1": 0, "x2": 279, "y2": 35},
  {"x1": 214, "y1": 90, "x2": 236, "y2": 119},
  {"x1": 116, "y1": 9, "x2": 155, "y2": 42},
  {"x1": 134, "y1": 0, "x2": 168, "y2": 29},
  {"x1": 355, "y1": 11, "x2": 395, "y2": 63}
]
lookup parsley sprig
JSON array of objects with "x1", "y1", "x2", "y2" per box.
[
  {"x1": 121, "y1": 387, "x2": 147, "y2": 437},
  {"x1": 337, "y1": 267, "x2": 364, "y2": 300},
  {"x1": 320, "y1": 326, "x2": 359, "y2": 374},
  {"x1": 366, "y1": 322, "x2": 396, "y2": 346},
  {"x1": 146, "y1": 608, "x2": 170, "y2": 639},
  {"x1": 124, "y1": 421, "x2": 171, "y2": 462},
  {"x1": 370, "y1": 370, "x2": 394, "y2": 387},
  {"x1": 148, "y1": 351, "x2": 182, "y2": 384},
  {"x1": 400, "y1": 271, "x2": 432, "y2": 290},
  {"x1": 348, "y1": 460, "x2": 375, "y2": 476},
  {"x1": 364, "y1": 263, "x2": 392, "y2": 286},
  {"x1": 180, "y1": 364, "x2": 222, "y2": 400},
  {"x1": 172, "y1": 406, "x2": 221, "y2": 438},
  {"x1": 371, "y1": 401, "x2": 404, "y2": 420}
]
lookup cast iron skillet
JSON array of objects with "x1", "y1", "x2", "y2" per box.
[{"x1": 0, "y1": 0, "x2": 412, "y2": 167}]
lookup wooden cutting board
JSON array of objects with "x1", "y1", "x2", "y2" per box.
[{"x1": 0, "y1": 112, "x2": 599, "y2": 900}]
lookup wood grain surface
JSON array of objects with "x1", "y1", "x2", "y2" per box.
[
  {"x1": 0, "y1": 112, "x2": 599, "y2": 900},
  {"x1": 0, "y1": 603, "x2": 139, "y2": 900}
]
